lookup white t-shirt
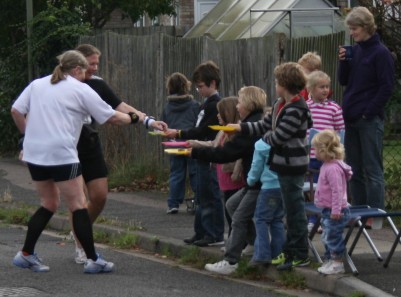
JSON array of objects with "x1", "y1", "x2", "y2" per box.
[{"x1": 12, "y1": 75, "x2": 115, "y2": 166}]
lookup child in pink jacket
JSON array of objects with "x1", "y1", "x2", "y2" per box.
[{"x1": 312, "y1": 129, "x2": 352, "y2": 275}]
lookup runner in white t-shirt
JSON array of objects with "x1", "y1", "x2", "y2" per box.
[{"x1": 10, "y1": 50, "x2": 137, "y2": 274}]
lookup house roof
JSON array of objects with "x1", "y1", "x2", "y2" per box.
[{"x1": 184, "y1": 0, "x2": 343, "y2": 40}]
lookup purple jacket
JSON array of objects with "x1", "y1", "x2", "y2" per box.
[
  {"x1": 314, "y1": 160, "x2": 352, "y2": 215},
  {"x1": 338, "y1": 33, "x2": 395, "y2": 122}
]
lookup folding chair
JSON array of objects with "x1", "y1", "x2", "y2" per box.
[{"x1": 305, "y1": 202, "x2": 401, "y2": 275}]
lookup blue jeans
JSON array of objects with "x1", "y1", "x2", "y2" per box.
[
  {"x1": 279, "y1": 174, "x2": 309, "y2": 260},
  {"x1": 224, "y1": 188, "x2": 259, "y2": 263},
  {"x1": 252, "y1": 188, "x2": 285, "y2": 262},
  {"x1": 345, "y1": 116, "x2": 384, "y2": 209},
  {"x1": 194, "y1": 160, "x2": 225, "y2": 241},
  {"x1": 320, "y1": 208, "x2": 350, "y2": 260},
  {"x1": 167, "y1": 155, "x2": 197, "y2": 209}
]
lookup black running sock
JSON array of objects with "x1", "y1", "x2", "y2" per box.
[
  {"x1": 22, "y1": 207, "x2": 54, "y2": 254},
  {"x1": 72, "y1": 209, "x2": 97, "y2": 261}
]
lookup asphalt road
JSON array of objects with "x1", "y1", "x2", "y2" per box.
[{"x1": 0, "y1": 225, "x2": 316, "y2": 297}]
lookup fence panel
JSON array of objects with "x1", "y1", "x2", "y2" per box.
[{"x1": 80, "y1": 29, "x2": 400, "y2": 209}]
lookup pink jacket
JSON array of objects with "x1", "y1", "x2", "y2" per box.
[{"x1": 314, "y1": 160, "x2": 353, "y2": 215}]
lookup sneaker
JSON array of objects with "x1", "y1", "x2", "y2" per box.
[
  {"x1": 271, "y1": 253, "x2": 286, "y2": 265},
  {"x1": 277, "y1": 257, "x2": 310, "y2": 271},
  {"x1": 205, "y1": 260, "x2": 238, "y2": 275},
  {"x1": 193, "y1": 237, "x2": 224, "y2": 247},
  {"x1": 75, "y1": 247, "x2": 87, "y2": 264},
  {"x1": 183, "y1": 234, "x2": 201, "y2": 245},
  {"x1": 13, "y1": 251, "x2": 49, "y2": 272},
  {"x1": 166, "y1": 207, "x2": 178, "y2": 214},
  {"x1": 318, "y1": 260, "x2": 345, "y2": 275},
  {"x1": 84, "y1": 255, "x2": 114, "y2": 274},
  {"x1": 241, "y1": 245, "x2": 254, "y2": 257},
  {"x1": 292, "y1": 257, "x2": 310, "y2": 267}
]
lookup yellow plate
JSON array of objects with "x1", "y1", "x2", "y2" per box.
[
  {"x1": 148, "y1": 131, "x2": 167, "y2": 136},
  {"x1": 164, "y1": 148, "x2": 190, "y2": 155},
  {"x1": 208, "y1": 125, "x2": 236, "y2": 132}
]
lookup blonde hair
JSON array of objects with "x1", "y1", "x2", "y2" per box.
[
  {"x1": 274, "y1": 62, "x2": 307, "y2": 95},
  {"x1": 298, "y1": 51, "x2": 322, "y2": 73},
  {"x1": 238, "y1": 86, "x2": 267, "y2": 113},
  {"x1": 217, "y1": 97, "x2": 240, "y2": 125},
  {"x1": 51, "y1": 50, "x2": 88, "y2": 84},
  {"x1": 312, "y1": 129, "x2": 345, "y2": 161},
  {"x1": 345, "y1": 6, "x2": 377, "y2": 35},
  {"x1": 166, "y1": 72, "x2": 191, "y2": 95},
  {"x1": 306, "y1": 71, "x2": 331, "y2": 92}
]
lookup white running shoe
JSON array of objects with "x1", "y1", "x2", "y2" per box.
[
  {"x1": 318, "y1": 260, "x2": 345, "y2": 275},
  {"x1": 75, "y1": 248, "x2": 87, "y2": 264},
  {"x1": 13, "y1": 251, "x2": 49, "y2": 272},
  {"x1": 84, "y1": 255, "x2": 114, "y2": 274},
  {"x1": 204, "y1": 260, "x2": 237, "y2": 275}
]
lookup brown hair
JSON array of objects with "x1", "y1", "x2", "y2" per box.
[
  {"x1": 274, "y1": 62, "x2": 306, "y2": 95},
  {"x1": 51, "y1": 50, "x2": 88, "y2": 84},
  {"x1": 166, "y1": 72, "x2": 191, "y2": 95},
  {"x1": 192, "y1": 60, "x2": 221, "y2": 88},
  {"x1": 312, "y1": 129, "x2": 345, "y2": 161},
  {"x1": 75, "y1": 44, "x2": 101, "y2": 57},
  {"x1": 238, "y1": 86, "x2": 267, "y2": 113},
  {"x1": 345, "y1": 6, "x2": 377, "y2": 35},
  {"x1": 217, "y1": 97, "x2": 240, "y2": 125}
]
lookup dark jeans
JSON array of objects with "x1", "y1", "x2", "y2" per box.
[
  {"x1": 279, "y1": 174, "x2": 309, "y2": 260},
  {"x1": 167, "y1": 155, "x2": 197, "y2": 209},
  {"x1": 345, "y1": 116, "x2": 385, "y2": 209},
  {"x1": 194, "y1": 160, "x2": 225, "y2": 241}
]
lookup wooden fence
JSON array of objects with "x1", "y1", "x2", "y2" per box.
[{"x1": 79, "y1": 30, "x2": 346, "y2": 171}]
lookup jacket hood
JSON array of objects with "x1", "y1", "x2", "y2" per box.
[
  {"x1": 333, "y1": 160, "x2": 353, "y2": 181},
  {"x1": 165, "y1": 95, "x2": 197, "y2": 113},
  {"x1": 167, "y1": 94, "x2": 194, "y2": 102}
]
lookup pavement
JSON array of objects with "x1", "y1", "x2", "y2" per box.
[{"x1": 1, "y1": 157, "x2": 401, "y2": 297}]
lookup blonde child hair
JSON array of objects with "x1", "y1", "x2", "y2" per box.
[
  {"x1": 238, "y1": 86, "x2": 267, "y2": 112},
  {"x1": 312, "y1": 129, "x2": 345, "y2": 161},
  {"x1": 298, "y1": 51, "x2": 322, "y2": 74},
  {"x1": 306, "y1": 71, "x2": 331, "y2": 93}
]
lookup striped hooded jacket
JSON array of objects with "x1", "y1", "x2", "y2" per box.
[{"x1": 240, "y1": 97, "x2": 312, "y2": 175}]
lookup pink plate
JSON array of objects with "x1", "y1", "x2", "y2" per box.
[{"x1": 162, "y1": 141, "x2": 189, "y2": 147}]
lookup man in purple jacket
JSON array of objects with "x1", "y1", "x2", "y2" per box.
[{"x1": 338, "y1": 7, "x2": 395, "y2": 211}]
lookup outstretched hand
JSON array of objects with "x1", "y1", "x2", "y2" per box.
[
  {"x1": 164, "y1": 128, "x2": 178, "y2": 138},
  {"x1": 151, "y1": 120, "x2": 168, "y2": 131}
]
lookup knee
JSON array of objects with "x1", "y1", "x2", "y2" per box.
[{"x1": 41, "y1": 199, "x2": 60, "y2": 213}]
